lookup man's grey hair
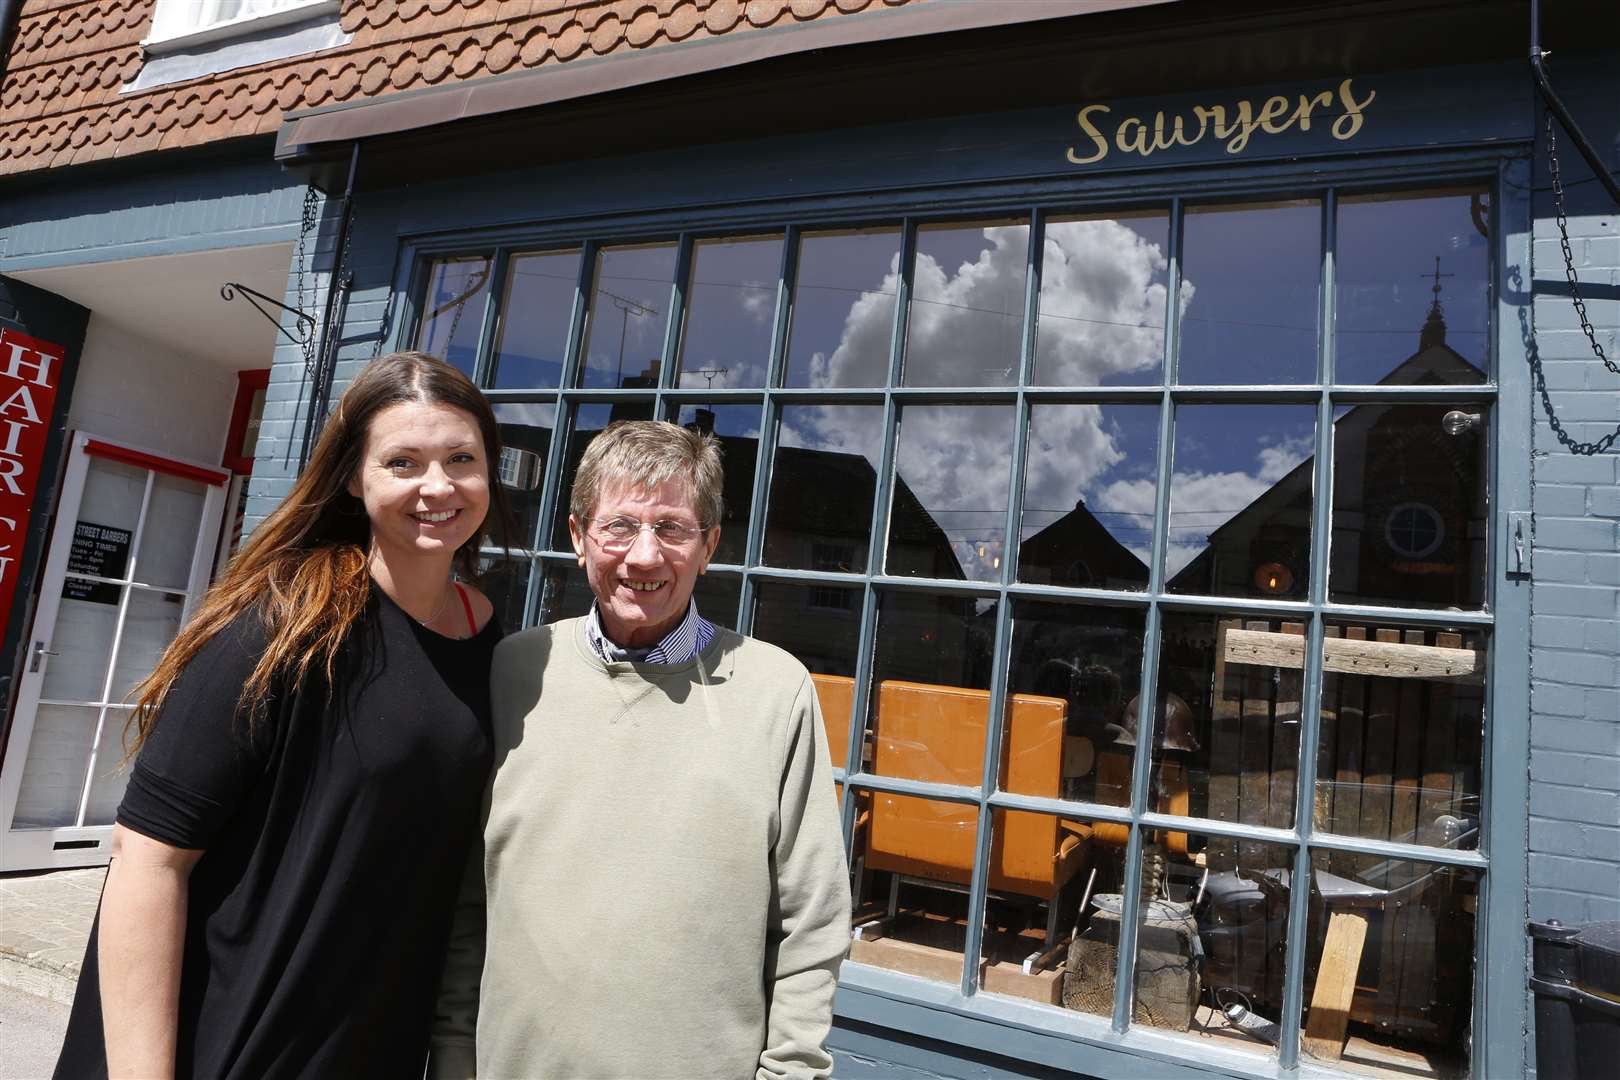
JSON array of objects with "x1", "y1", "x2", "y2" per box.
[{"x1": 571, "y1": 420, "x2": 725, "y2": 528}]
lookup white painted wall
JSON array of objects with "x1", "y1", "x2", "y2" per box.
[{"x1": 67, "y1": 316, "x2": 237, "y2": 464}]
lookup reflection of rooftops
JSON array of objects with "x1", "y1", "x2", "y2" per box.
[
  {"x1": 1167, "y1": 297, "x2": 1487, "y2": 595},
  {"x1": 1019, "y1": 500, "x2": 1148, "y2": 588}
]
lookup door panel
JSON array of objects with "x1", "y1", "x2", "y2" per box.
[{"x1": 0, "y1": 433, "x2": 227, "y2": 870}]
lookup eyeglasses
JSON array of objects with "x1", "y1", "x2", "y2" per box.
[{"x1": 588, "y1": 517, "x2": 707, "y2": 549}]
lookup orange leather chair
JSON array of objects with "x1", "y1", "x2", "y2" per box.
[{"x1": 864, "y1": 680, "x2": 1089, "y2": 901}]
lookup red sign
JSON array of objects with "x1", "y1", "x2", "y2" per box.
[{"x1": 0, "y1": 328, "x2": 65, "y2": 643}]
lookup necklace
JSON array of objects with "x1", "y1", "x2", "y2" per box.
[{"x1": 411, "y1": 580, "x2": 454, "y2": 628}]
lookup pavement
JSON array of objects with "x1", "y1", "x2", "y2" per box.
[
  {"x1": 0, "y1": 868, "x2": 103, "y2": 1007},
  {"x1": 0, "y1": 982, "x2": 70, "y2": 1079}
]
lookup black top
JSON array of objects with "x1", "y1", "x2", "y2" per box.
[{"x1": 55, "y1": 589, "x2": 500, "y2": 1080}]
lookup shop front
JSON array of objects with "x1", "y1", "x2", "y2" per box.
[{"x1": 254, "y1": 3, "x2": 1611, "y2": 1077}]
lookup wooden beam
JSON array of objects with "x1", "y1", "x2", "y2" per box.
[
  {"x1": 1223, "y1": 628, "x2": 1483, "y2": 684},
  {"x1": 1302, "y1": 911, "x2": 1371, "y2": 1063}
]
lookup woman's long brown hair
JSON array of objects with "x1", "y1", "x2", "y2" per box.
[{"x1": 124, "y1": 351, "x2": 513, "y2": 757}]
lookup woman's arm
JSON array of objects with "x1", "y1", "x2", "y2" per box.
[{"x1": 98, "y1": 824, "x2": 203, "y2": 1080}]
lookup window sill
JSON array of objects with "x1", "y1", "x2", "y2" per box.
[
  {"x1": 834, "y1": 961, "x2": 1357, "y2": 1080},
  {"x1": 140, "y1": 0, "x2": 341, "y2": 57},
  {"x1": 125, "y1": 3, "x2": 349, "y2": 95}
]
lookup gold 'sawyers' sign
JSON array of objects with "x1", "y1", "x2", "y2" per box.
[{"x1": 1067, "y1": 78, "x2": 1376, "y2": 165}]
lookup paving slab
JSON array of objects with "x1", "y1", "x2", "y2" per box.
[{"x1": 0, "y1": 868, "x2": 105, "y2": 1006}]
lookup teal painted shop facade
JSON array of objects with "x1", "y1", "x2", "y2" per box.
[{"x1": 5, "y1": 2, "x2": 1617, "y2": 1077}]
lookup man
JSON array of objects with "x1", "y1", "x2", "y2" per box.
[{"x1": 431, "y1": 420, "x2": 852, "y2": 1079}]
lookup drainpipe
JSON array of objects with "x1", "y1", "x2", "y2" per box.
[
  {"x1": 298, "y1": 141, "x2": 361, "y2": 469},
  {"x1": 1530, "y1": 0, "x2": 1620, "y2": 209},
  {"x1": 0, "y1": 0, "x2": 23, "y2": 85}
]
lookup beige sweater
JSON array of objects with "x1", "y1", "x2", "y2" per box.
[{"x1": 430, "y1": 618, "x2": 851, "y2": 1080}]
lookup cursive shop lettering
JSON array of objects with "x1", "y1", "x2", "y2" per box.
[{"x1": 1066, "y1": 78, "x2": 1376, "y2": 165}]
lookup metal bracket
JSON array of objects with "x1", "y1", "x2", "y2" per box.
[
  {"x1": 220, "y1": 282, "x2": 317, "y2": 345},
  {"x1": 1506, "y1": 511, "x2": 1533, "y2": 578}
]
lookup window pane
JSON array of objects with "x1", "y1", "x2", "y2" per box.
[
  {"x1": 975, "y1": 811, "x2": 1128, "y2": 1015},
  {"x1": 1035, "y1": 210, "x2": 1170, "y2": 386},
  {"x1": 418, "y1": 256, "x2": 492, "y2": 379},
  {"x1": 83, "y1": 708, "x2": 134, "y2": 826},
  {"x1": 578, "y1": 243, "x2": 675, "y2": 389},
  {"x1": 1019, "y1": 404, "x2": 1156, "y2": 590},
  {"x1": 476, "y1": 552, "x2": 533, "y2": 632},
  {"x1": 1165, "y1": 405, "x2": 1315, "y2": 599},
  {"x1": 538, "y1": 559, "x2": 593, "y2": 624},
  {"x1": 1152, "y1": 612, "x2": 1307, "y2": 863},
  {"x1": 752, "y1": 581, "x2": 863, "y2": 679},
  {"x1": 785, "y1": 226, "x2": 901, "y2": 388},
  {"x1": 764, "y1": 405, "x2": 884, "y2": 573},
  {"x1": 137, "y1": 473, "x2": 206, "y2": 590},
  {"x1": 1313, "y1": 620, "x2": 1485, "y2": 853},
  {"x1": 490, "y1": 249, "x2": 580, "y2": 389},
  {"x1": 1330, "y1": 403, "x2": 1487, "y2": 609},
  {"x1": 1002, "y1": 600, "x2": 1145, "y2": 807},
  {"x1": 676, "y1": 235, "x2": 782, "y2": 389},
  {"x1": 1336, "y1": 189, "x2": 1490, "y2": 385},
  {"x1": 903, "y1": 219, "x2": 1029, "y2": 387},
  {"x1": 1300, "y1": 860, "x2": 1478, "y2": 1079},
  {"x1": 109, "y1": 588, "x2": 183, "y2": 700},
  {"x1": 11, "y1": 705, "x2": 98, "y2": 828},
  {"x1": 1135, "y1": 834, "x2": 1293, "y2": 1050},
  {"x1": 869, "y1": 591, "x2": 997, "y2": 784},
  {"x1": 549, "y1": 402, "x2": 655, "y2": 550},
  {"x1": 888, "y1": 404, "x2": 1016, "y2": 582},
  {"x1": 849, "y1": 793, "x2": 978, "y2": 988},
  {"x1": 674, "y1": 404, "x2": 761, "y2": 566},
  {"x1": 1178, "y1": 201, "x2": 1319, "y2": 385},
  {"x1": 691, "y1": 571, "x2": 740, "y2": 631},
  {"x1": 492, "y1": 402, "x2": 556, "y2": 549}
]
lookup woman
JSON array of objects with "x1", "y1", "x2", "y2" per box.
[{"x1": 53, "y1": 352, "x2": 510, "y2": 1079}]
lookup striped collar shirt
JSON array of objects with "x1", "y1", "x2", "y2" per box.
[{"x1": 585, "y1": 598, "x2": 715, "y2": 666}]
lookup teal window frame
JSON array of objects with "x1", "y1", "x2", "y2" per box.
[{"x1": 391, "y1": 147, "x2": 1533, "y2": 1080}]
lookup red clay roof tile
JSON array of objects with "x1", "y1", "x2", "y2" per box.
[{"x1": 1, "y1": 0, "x2": 918, "y2": 177}]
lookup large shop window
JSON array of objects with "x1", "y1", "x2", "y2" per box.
[{"x1": 418, "y1": 182, "x2": 1498, "y2": 1079}]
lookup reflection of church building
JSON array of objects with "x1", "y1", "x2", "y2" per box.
[{"x1": 1170, "y1": 297, "x2": 1487, "y2": 607}]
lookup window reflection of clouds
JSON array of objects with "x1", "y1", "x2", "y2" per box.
[
  {"x1": 888, "y1": 404, "x2": 1016, "y2": 583},
  {"x1": 903, "y1": 220, "x2": 1028, "y2": 387},
  {"x1": 1179, "y1": 201, "x2": 1320, "y2": 385},
  {"x1": 677, "y1": 235, "x2": 783, "y2": 389},
  {"x1": 1157, "y1": 405, "x2": 1316, "y2": 595},
  {"x1": 784, "y1": 226, "x2": 900, "y2": 388},
  {"x1": 1020, "y1": 405, "x2": 1157, "y2": 589},
  {"x1": 1035, "y1": 212, "x2": 1176, "y2": 386},
  {"x1": 578, "y1": 243, "x2": 676, "y2": 389}
]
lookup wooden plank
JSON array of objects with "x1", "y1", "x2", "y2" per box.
[
  {"x1": 1223, "y1": 629, "x2": 1483, "y2": 683},
  {"x1": 1418, "y1": 631, "x2": 1462, "y2": 848},
  {"x1": 1328, "y1": 628, "x2": 1367, "y2": 880},
  {"x1": 1239, "y1": 620, "x2": 1273, "y2": 869},
  {"x1": 1357, "y1": 630, "x2": 1400, "y2": 877},
  {"x1": 1268, "y1": 622, "x2": 1305, "y2": 836},
  {"x1": 1302, "y1": 911, "x2": 1370, "y2": 1063},
  {"x1": 1395, "y1": 904, "x2": 1438, "y2": 1036},
  {"x1": 1313, "y1": 626, "x2": 1343, "y2": 874},
  {"x1": 1388, "y1": 630, "x2": 1426, "y2": 848},
  {"x1": 1207, "y1": 619, "x2": 1243, "y2": 871}
]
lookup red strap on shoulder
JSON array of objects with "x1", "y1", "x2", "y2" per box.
[{"x1": 455, "y1": 583, "x2": 477, "y2": 635}]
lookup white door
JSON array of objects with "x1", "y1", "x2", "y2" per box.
[{"x1": 0, "y1": 433, "x2": 228, "y2": 870}]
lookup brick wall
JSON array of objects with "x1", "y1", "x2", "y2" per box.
[{"x1": 1525, "y1": 63, "x2": 1620, "y2": 930}]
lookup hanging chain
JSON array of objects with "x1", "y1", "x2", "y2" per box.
[
  {"x1": 294, "y1": 186, "x2": 320, "y2": 378},
  {"x1": 1546, "y1": 113, "x2": 1617, "y2": 376}
]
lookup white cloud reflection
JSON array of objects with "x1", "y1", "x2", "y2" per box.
[{"x1": 776, "y1": 221, "x2": 1311, "y2": 583}]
